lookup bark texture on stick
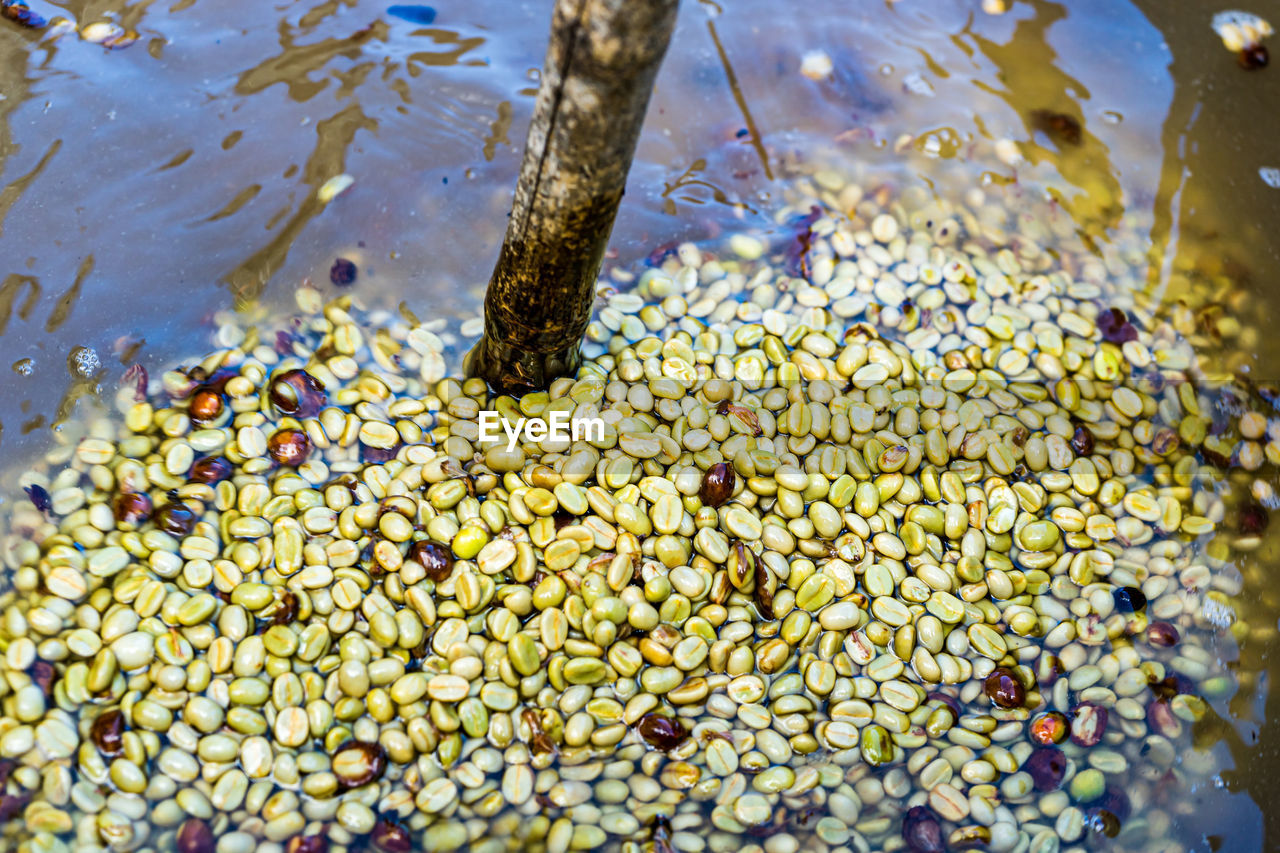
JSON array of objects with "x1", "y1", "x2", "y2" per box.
[{"x1": 467, "y1": 0, "x2": 679, "y2": 393}]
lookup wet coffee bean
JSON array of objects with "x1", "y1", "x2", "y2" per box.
[
  {"x1": 330, "y1": 258, "x2": 358, "y2": 286},
  {"x1": 371, "y1": 819, "x2": 412, "y2": 852},
  {"x1": 269, "y1": 369, "x2": 327, "y2": 418},
  {"x1": 176, "y1": 818, "x2": 215, "y2": 853},
  {"x1": 23, "y1": 484, "x2": 51, "y2": 513},
  {"x1": 29, "y1": 661, "x2": 54, "y2": 698},
  {"x1": 1146, "y1": 699, "x2": 1182, "y2": 737},
  {"x1": 635, "y1": 713, "x2": 689, "y2": 751},
  {"x1": 189, "y1": 456, "x2": 234, "y2": 484},
  {"x1": 902, "y1": 805, "x2": 944, "y2": 853},
  {"x1": 1070, "y1": 424, "x2": 1095, "y2": 457},
  {"x1": 268, "y1": 428, "x2": 312, "y2": 466},
  {"x1": 700, "y1": 462, "x2": 736, "y2": 507},
  {"x1": 1025, "y1": 747, "x2": 1067, "y2": 791},
  {"x1": 1239, "y1": 501, "x2": 1269, "y2": 534},
  {"x1": 0, "y1": 794, "x2": 30, "y2": 822},
  {"x1": 153, "y1": 503, "x2": 196, "y2": 537},
  {"x1": 1097, "y1": 307, "x2": 1138, "y2": 343},
  {"x1": 984, "y1": 666, "x2": 1026, "y2": 709},
  {"x1": 1146, "y1": 621, "x2": 1180, "y2": 647},
  {"x1": 1030, "y1": 712, "x2": 1069, "y2": 745},
  {"x1": 1239, "y1": 44, "x2": 1269, "y2": 69},
  {"x1": 408, "y1": 541, "x2": 454, "y2": 581},
  {"x1": 1086, "y1": 807, "x2": 1122, "y2": 838},
  {"x1": 188, "y1": 388, "x2": 224, "y2": 424},
  {"x1": 113, "y1": 492, "x2": 153, "y2": 525},
  {"x1": 1113, "y1": 586, "x2": 1147, "y2": 612},
  {"x1": 273, "y1": 592, "x2": 300, "y2": 626},
  {"x1": 333, "y1": 740, "x2": 387, "y2": 788},
  {"x1": 91, "y1": 708, "x2": 125, "y2": 756},
  {"x1": 1099, "y1": 785, "x2": 1131, "y2": 822}
]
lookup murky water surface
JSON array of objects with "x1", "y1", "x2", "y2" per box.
[{"x1": 1, "y1": 0, "x2": 1279, "y2": 850}]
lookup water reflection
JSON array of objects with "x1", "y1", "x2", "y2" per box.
[{"x1": 960, "y1": 0, "x2": 1125, "y2": 243}]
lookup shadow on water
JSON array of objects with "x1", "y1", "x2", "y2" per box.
[{"x1": 0, "y1": 0, "x2": 1279, "y2": 847}]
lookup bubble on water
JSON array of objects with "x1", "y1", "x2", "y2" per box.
[
  {"x1": 799, "y1": 50, "x2": 833, "y2": 81},
  {"x1": 68, "y1": 346, "x2": 100, "y2": 378},
  {"x1": 318, "y1": 174, "x2": 355, "y2": 203},
  {"x1": 1201, "y1": 596, "x2": 1236, "y2": 629},
  {"x1": 903, "y1": 73, "x2": 935, "y2": 97},
  {"x1": 12, "y1": 358, "x2": 33, "y2": 376},
  {"x1": 1260, "y1": 167, "x2": 1280, "y2": 188}
]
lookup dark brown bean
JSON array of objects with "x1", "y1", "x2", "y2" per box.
[
  {"x1": 1239, "y1": 501, "x2": 1270, "y2": 535},
  {"x1": 1239, "y1": 44, "x2": 1269, "y2": 69},
  {"x1": 1145, "y1": 621, "x2": 1181, "y2": 647},
  {"x1": 91, "y1": 709, "x2": 125, "y2": 756},
  {"x1": 188, "y1": 389, "x2": 224, "y2": 424},
  {"x1": 1096, "y1": 307, "x2": 1137, "y2": 343},
  {"x1": 650, "y1": 814, "x2": 675, "y2": 853},
  {"x1": 176, "y1": 818, "x2": 215, "y2": 853},
  {"x1": 635, "y1": 713, "x2": 689, "y2": 751},
  {"x1": 1070, "y1": 424, "x2": 1095, "y2": 457},
  {"x1": 189, "y1": 456, "x2": 233, "y2": 484},
  {"x1": 984, "y1": 666, "x2": 1025, "y2": 709},
  {"x1": 113, "y1": 492, "x2": 153, "y2": 525},
  {"x1": 902, "y1": 805, "x2": 944, "y2": 853},
  {"x1": 1, "y1": 3, "x2": 46, "y2": 27},
  {"x1": 330, "y1": 258, "x2": 358, "y2": 286},
  {"x1": 1024, "y1": 747, "x2": 1067, "y2": 791},
  {"x1": 28, "y1": 661, "x2": 54, "y2": 699},
  {"x1": 728, "y1": 540, "x2": 757, "y2": 591},
  {"x1": 124, "y1": 362, "x2": 149, "y2": 402},
  {"x1": 285, "y1": 837, "x2": 329, "y2": 853},
  {"x1": 947, "y1": 826, "x2": 992, "y2": 850},
  {"x1": 269, "y1": 369, "x2": 327, "y2": 418},
  {"x1": 268, "y1": 428, "x2": 312, "y2": 467},
  {"x1": 1085, "y1": 808, "x2": 1121, "y2": 838},
  {"x1": 408, "y1": 540, "x2": 454, "y2": 582},
  {"x1": 1099, "y1": 785, "x2": 1131, "y2": 822},
  {"x1": 153, "y1": 503, "x2": 197, "y2": 537},
  {"x1": 700, "y1": 462, "x2": 735, "y2": 507},
  {"x1": 522, "y1": 709, "x2": 557, "y2": 756},
  {"x1": 371, "y1": 819, "x2": 412, "y2": 852},
  {"x1": 1146, "y1": 699, "x2": 1182, "y2": 738},
  {"x1": 716, "y1": 401, "x2": 761, "y2": 435},
  {"x1": 362, "y1": 443, "x2": 402, "y2": 464},
  {"x1": 0, "y1": 794, "x2": 31, "y2": 822},
  {"x1": 754, "y1": 566, "x2": 777, "y2": 621}
]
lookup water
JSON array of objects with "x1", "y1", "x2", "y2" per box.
[{"x1": 1, "y1": 0, "x2": 1279, "y2": 849}]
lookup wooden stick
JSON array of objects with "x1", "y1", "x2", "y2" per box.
[{"x1": 466, "y1": 0, "x2": 680, "y2": 393}]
